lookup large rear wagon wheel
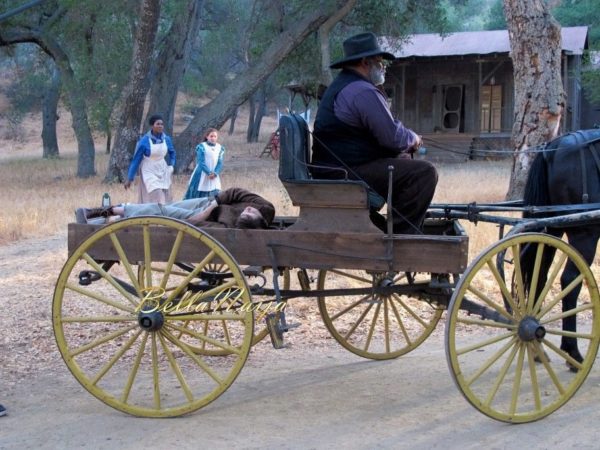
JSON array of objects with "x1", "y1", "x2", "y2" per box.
[
  {"x1": 137, "y1": 263, "x2": 289, "y2": 355},
  {"x1": 53, "y1": 217, "x2": 253, "y2": 417},
  {"x1": 317, "y1": 269, "x2": 443, "y2": 360},
  {"x1": 446, "y1": 233, "x2": 600, "y2": 423}
]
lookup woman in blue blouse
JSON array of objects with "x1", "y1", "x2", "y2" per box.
[{"x1": 125, "y1": 114, "x2": 176, "y2": 203}]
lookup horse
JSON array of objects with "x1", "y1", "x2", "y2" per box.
[{"x1": 521, "y1": 129, "x2": 600, "y2": 369}]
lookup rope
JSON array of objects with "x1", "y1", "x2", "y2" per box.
[{"x1": 423, "y1": 134, "x2": 600, "y2": 158}]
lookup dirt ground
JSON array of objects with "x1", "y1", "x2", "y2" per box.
[{"x1": 2, "y1": 233, "x2": 600, "y2": 449}]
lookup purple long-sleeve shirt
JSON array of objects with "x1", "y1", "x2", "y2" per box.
[{"x1": 333, "y1": 79, "x2": 418, "y2": 152}]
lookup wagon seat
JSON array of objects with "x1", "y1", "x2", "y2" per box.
[{"x1": 278, "y1": 114, "x2": 385, "y2": 233}]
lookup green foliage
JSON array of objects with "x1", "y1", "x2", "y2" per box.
[
  {"x1": 552, "y1": 0, "x2": 600, "y2": 44},
  {"x1": 4, "y1": 45, "x2": 51, "y2": 118}
]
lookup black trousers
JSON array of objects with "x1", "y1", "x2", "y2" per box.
[{"x1": 311, "y1": 156, "x2": 437, "y2": 234}]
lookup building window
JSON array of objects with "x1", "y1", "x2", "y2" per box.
[{"x1": 480, "y1": 84, "x2": 502, "y2": 133}]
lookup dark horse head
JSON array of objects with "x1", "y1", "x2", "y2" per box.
[{"x1": 521, "y1": 129, "x2": 600, "y2": 369}]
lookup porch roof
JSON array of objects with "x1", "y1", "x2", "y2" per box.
[{"x1": 384, "y1": 26, "x2": 588, "y2": 59}]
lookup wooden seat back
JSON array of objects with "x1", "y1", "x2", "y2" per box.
[{"x1": 278, "y1": 114, "x2": 382, "y2": 233}]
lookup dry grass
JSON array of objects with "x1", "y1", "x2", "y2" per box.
[{"x1": 0, "y1": 108, "x2": 512, "y2": 254}]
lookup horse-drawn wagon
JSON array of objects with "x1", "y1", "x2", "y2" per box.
[{"x1": 54, "y1": 116, "x2": 600, "y2": 423}]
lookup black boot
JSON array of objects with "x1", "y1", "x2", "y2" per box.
[{"x1": 75, "y1": 207, "x2": 113, "y2": 224}]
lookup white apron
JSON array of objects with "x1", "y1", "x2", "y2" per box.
[
  {"x1": 141, "y1": 138, "x2": 172, "y2": 193},
  {"x1": 197, "y1": 143, "x2": 222, "y2": 192}
]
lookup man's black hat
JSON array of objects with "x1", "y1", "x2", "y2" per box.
[{"x1": 330, "y1": 32, "x2": 395, "y2": 69}]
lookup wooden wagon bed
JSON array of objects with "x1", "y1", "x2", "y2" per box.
[{"x1": 68, "y1": 217, "x2": 468, "y2": 274}]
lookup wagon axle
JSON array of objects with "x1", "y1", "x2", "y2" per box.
[
  {"x1": 517, "y1": 316, "x2": 546, "y2": 342},
  {"x1": 138, "y1": 309, "x2": 164, "y2": 331}
]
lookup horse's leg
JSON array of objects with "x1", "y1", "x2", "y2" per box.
[{"x1": 560, "y1": 227, "x2": 600, "y2": 370}]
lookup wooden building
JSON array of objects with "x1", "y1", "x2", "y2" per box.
[{"x1": 381, "y1": 27, "x2": 590, "y2": 161}]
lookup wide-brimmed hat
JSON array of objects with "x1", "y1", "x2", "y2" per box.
[{"x1": 330, "y1": 32, "x2": 395, "y2": 69}]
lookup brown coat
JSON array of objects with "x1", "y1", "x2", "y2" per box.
[{"x1": 199, "y1": 188, "x2": 275, "y2": 228}]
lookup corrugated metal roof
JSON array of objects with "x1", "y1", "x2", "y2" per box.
[{"x1": 383, "y1": 26, "x2": 588, "y2": 59}]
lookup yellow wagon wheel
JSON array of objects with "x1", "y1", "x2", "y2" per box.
[
  {"x1": 137, "y1": 264, "x2": 289, "y2": 355},
  {"x1": 317, "y1": 269, "x2": 443, "y2": 360},
  {"x1": 445, "y1": 233, "x2": 600, "y2": 423},
  {"x1": 53, "y1": 217, "x2": 254, "y2": 417}
]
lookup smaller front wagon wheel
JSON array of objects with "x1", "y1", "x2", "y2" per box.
[{"x1": 445, "y1": 233, "x2": 600, "y2": 423}]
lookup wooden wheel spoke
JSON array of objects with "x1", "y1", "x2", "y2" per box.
[
  {"x1": 70, "y1": 324, "x2": 138, "y2": 357},
  {"x1": 482, "y1": 340, "x2": 520, "y2": 407},
  {"x1": 487, "y1": 260, "x2": 521, "y2": 317},
  {"x1": 532, "y1": 252, "x2": 568, "y2": 317},
  {"x1": 342, "y1": 302, "x2": 374, "y2": 341},
  {"x1": 542, "y1": 338, "x2": 584, "y2": 373},
  {"x1": 384, "y1": 298, "x2": 391, "y2": 353},
  {"x1": 329, "y1": 295, "x2": 371, "y2": 321},
  {"x1": 464, "y1": 336, "x2": 517, "y2": 386},
  {"x1": 164, "y1": 251, "x2": 217, "y2": 303},
  {"x1": 92, "y1": 330, "x2": 143, "y2": 385},
  {"x1": 159, "y1": 230, "x2": 185, "y2": 290},
  {"x1": 389, "y1": 298, "x2": 412, "y2": 344},
  {"x1": 456, "y1": 316, "x2": 517, "y2": 329},
  {"x1": 509, "y1": 344, "x2": 527, "y2": 415},
  {"x1": 329, "y1": 268, "x2": 371, "y2": 283},
  {"x1": 151, "y1": 333, "x2": 160, "y2": 409},
  {"x1": 465, "y1": 285, "x2": 514, "y2": 323},
  {"x1": 162, "y1": 329, "x2": 224, "y2": 385},
  {"x1": 544, "y1": 328, "x2": 592, "y2": 340},
  {"x1": 511, "y1": 244, "x2": 527, "y2": 307},
  {"x1": 456, "y1": 331, "x2": 515, "y2": 356},
  {"x1": 121, "y1": 332, "x2": 149, "y2": 403},
  {"x1": 537, "y1": 274, "x2": 585, "y2": 319},
  {"x1": 81, "y1": 253, "x2": 139, "y2": 307},
  {"x1": 157, "y1": 332, "x2": 194, "y2": 402},
  {"x1": 109, "y1": 233, "x2": 143, "y2": 297},
  {"x1": 165, "y1": 313, "x2": 246, "y2": 322},
  {"x1": 363, "y1": 301, "x2": 382, "y2": 352},
  {"x1": 166, "y1": 323, "x2": 242, "y2": 355},
  {"x1": 61, "y1": 315, "x2": 136, "y2": 323},
  {"x1": 392, "y1": 294, "x2": 428, "y2": 328},
  {"x1": 65, "y1": 282, "x2": 135, "y2": 314},
  {"x1": 525, "y1": 243, "x2": 545, "y2": 315},
  {"x1": 525, "y1": 343, "x2": 542, "y2": 412}
]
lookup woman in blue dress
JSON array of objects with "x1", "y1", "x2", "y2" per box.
[{"x1": 184, "y1": 128, "x2": 225, "y2": 200}]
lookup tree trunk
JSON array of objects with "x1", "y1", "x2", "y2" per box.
[
  {"x1": 145, "y1": 0, "x2": 204, "y2": 136},
  {"x1": 105, "y1": 127, "x2": 111, "y2": 154},
  {"x1": 246, "y1": 96, "x2": 256, "y2": 143},
  {"x1": 247, "y1": 85, "x2": 267, "y2": 143},
  {"x1": 504, "y1": 0, "x2": 564, "y2": 199},
  {"x1": 174, "y1": 7, "x2": 334, "y2": 170},
  {"x1": 318, "y1": 0, "x2": 357, "y2": 87},
  {"x1": 228, "y1": 108, "x2": 238, "y2": 135},
  {"x1": 105, "y1": 0, "x2": 161, "y2": 183},
  {"x1": 0, "y1": 29, "x2": 97, "y2": 177},
  {"x1": 42, "y1": 65, "x2": 60, "y2": 159}
]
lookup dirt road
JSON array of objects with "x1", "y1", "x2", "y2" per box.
[{"x1": 2, "y1": 235, "x2": 600, "y2": 449}]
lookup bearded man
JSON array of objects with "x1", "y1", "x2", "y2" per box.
[{"x1": 311, "y1": 32, "x2": 438, "y2": 234}]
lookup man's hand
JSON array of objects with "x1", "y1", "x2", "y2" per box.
[
  {"x1": 124, "y1": 180, "x2": 132, "y2": 189},
  {"x1": 407, "y1": 134, "x2": 423, "y2": 154}
]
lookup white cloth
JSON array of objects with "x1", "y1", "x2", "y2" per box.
[
  {"x1": 197, "y1": 143, "x2": 222, "y2": 192},
  {"x1": 141, "y1": 138, "x2": 172, "y2": 193}
]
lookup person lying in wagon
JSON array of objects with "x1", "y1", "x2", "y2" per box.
[{"x1": 75, "y1": 187, "x2": 275, "y2": 229}]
